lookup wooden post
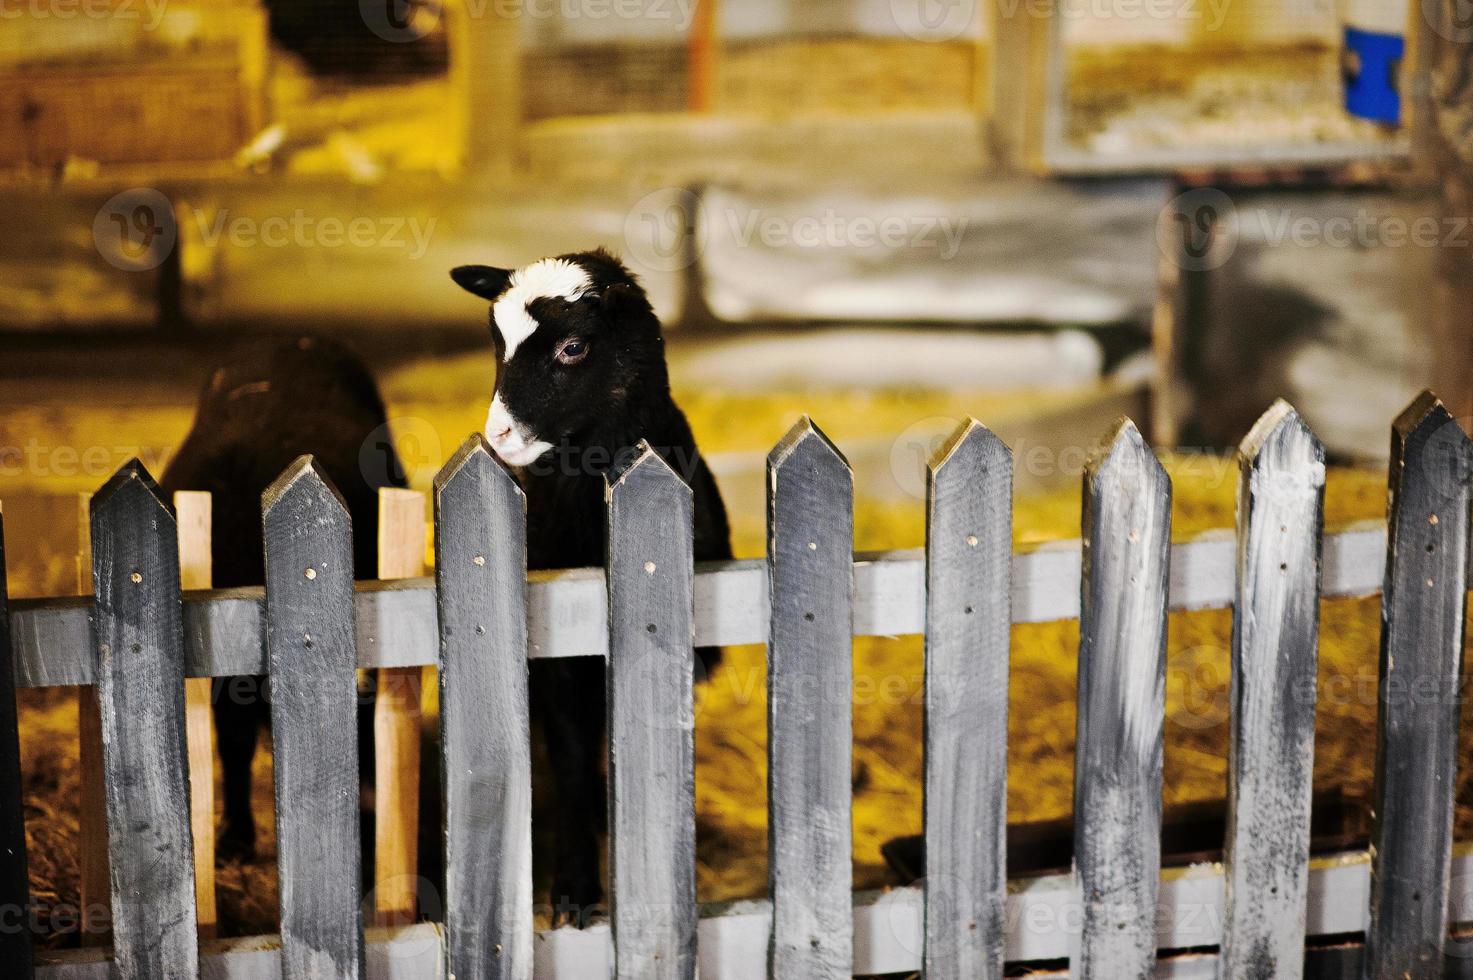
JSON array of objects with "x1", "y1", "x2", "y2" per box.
[
  {"x1": 1074, "y1": 418, "x2": 1170, "y2": 978},
  {"x1": 90, "y1": 462, "x2": 199, "y2": 979},
  {"x1": 264, "y1": 457, "x2": 364, "y2": 980},
  {"x1": 687, "y1": 0, "x2": 718, "y2": 112},
  {"x1": 766, "y1": 418, "x2": 854, "y2": 979},
  {"x1": 1221, "y1": 402, "x2": 1324, "y2": 979},
  {"x1": 1150, "y1": 224, "x2": 1184, "y2": 449},
  {"x1": 434, "y1": 436, "x2": 533, "y2": 979},
  {"x1": 987, "y1": 0, "x2": 1058, "y2": 172},
  {"x1": 374, "y1": 488, "x2": 427, "y2": 928},
  {"x1": 1365, "y1": 392, "x2": 1471, "y2": 977},
  {"x1": 448, "y1": 0, "x2": 521, "y2": 176},
  {"x1": 75, "y1": 493, "x2": 109, "y2": 947},
  {"x1": 0, "y1": 506, "x2": 34, "y2": 976},
  {"x1": 174, "y1": 491, "x2": 217, "y2": 939},
  {"x1": 924, "y1": 421, "x2": 1011, "y2": 980},
  {"x1": 606, "y1": 444, "x2": 697, "y2": 979},
  {"x1": 1419, "y1": 0, "x2": 1473, "y2": 428}
]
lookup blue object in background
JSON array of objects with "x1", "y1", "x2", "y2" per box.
[{"x1": 1343, "y1": 26, "x2": 1405, "y2": 124}]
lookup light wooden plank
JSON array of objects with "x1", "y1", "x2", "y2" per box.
[
  {"x1": 434, "y1": 436, "x2": 532, "y2": 980},
  {"x1": 74, "y1": 493, "x2": 109, "y2": 947},
  {"x1": 90, "y1": 462, "x2": 199, "y2": 978},
  {"x1": 34, "y1": 846, "x2": 1473, "y2": 980},
  {"x1": 7, "y1": 525, "x2": 1406, "y2": 688},
  {"x1": 375, "y1": 488, "x2": 427, "y2": 927},
  {"x1": 263, "y1": 457, "x2": 364, "y2": 980},
  {"x1": 1221, "y1": 401, "x2": 1325, "y2": 979},
  {"x1": 1073, "y1": 419, "x2": 1170, "y2": 979},
  {"x1": 766, "y1": 417, "x2": 854, "y2": 978},
  {"x1": 923, "y1": 420, "x2": 1011, "y2": 979},
  {"x1": 1365, "y1": 391, "x2": 1472, "y2": 977},
  {"x1": 36, "y1": 922, "x2": 444, "y2": 980},
  {"x1": 606, "y1": 444, "x2": 697, "y2": 979},
  {"x1": 175, "y1": 490, "x2": 218, "y2": 939},
  {"x1": 0, "y1": 505, "x2": 33, "y2": 977}
]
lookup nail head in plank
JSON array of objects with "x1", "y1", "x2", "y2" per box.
[
  {"x1": 1221, "y1": 401, "x2": 1325, "y2": 979},
  {"x1": 606, "y1": 443, "x2": 698, "y2": 979},
  {"x1": 766, "y1": 418, "x2": 854, "y2": 978},
  {"x1": 263, "y1": 456, "x2": 365, "y2": 980},
  {"x1": 1074, "y1": 418, "x2": 1170, "y2": 979},
  {"x1": 434, "y1": 436, "x2": 533, "y2": 980},
  {"x1": 1366, "y1": 391, "x2": 1472, "y2": 977},
  {"x1": 924, "y1": 420, "x2": 1011, "y2": 980},
  {"x1": 90, "y1": 461, "x2": 200, "y2": 979}
]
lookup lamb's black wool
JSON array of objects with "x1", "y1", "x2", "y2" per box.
[
  {"x1": 160, "y1": 336, "x2": 406, "y2": 867},
  {"x1": 452, "y1": 248, "x2": 732, "y2": 923}
]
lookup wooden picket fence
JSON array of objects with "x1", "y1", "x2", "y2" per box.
[{"x1": 1, "y1": 391, "x2": 1471, "y2": 979}]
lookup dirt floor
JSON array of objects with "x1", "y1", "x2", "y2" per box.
[{"x1": 2, "y1": 345, "x2": 1463, "y2": 947}]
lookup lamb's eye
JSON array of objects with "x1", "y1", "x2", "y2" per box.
[{"x1": 555, "y1": 339, "x2": 588, "y2": 365}]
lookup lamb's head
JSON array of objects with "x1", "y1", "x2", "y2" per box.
[{"x1": 451, "y1": 249, "x2": 666, "y2": 469}]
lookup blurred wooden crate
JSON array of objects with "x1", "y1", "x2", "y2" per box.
[
  {"x1": 988, "y1": 0, "x2": 1413, "y2": 174},
  {"x1": 0, "y1": 0, "x2": 268, "y2": 168}
]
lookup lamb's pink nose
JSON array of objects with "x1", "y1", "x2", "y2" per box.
[{"x1": 490, "y1": 425, "x2": 512, "y2": 441}]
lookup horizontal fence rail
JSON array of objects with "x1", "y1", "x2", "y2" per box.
[
  {"x1": 29, "y1": 849, "x2": 1473, "y2": 979},
  {"x1": 4, "y1": 392, "x2": 1473, "y2": 980},
  {"x1": 7, "y1": 523, "x2": 1409, "y2": 688}
]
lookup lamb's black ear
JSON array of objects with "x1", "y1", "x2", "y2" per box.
[{"x1": 450, "y1": 265, "x2": 512, "y2": 301}]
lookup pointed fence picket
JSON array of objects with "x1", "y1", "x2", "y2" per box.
[
  {"x1": 1366, "y1": 394, "x2": 1473, "y2": 978},
  {"x1": 1073, "y1": 419, "x2": 1170, "y2": 979},
  {"x1": 0, "y1": 394, "x2": 1471, "y2": 980},
  {"x1": 434, "y1": 436, "x2": 534, "y2": 980},
  {"x1": 766, "y1": 418, "x2": 855, "y2": 979},
  {"x1": 1220, "y1": 402, "x2": 1324, "y2": 979},
  {"x1": 606, "y1": 443, "x2": 698, "y2": 980},
  {"x1": 923, "y1": 420, "x2": 1011, "y2": 980},
  {"x1": 89, "y1": 462, "x2": 199, "y2": 980},
  {"x1": 263, "y1": 457, "x2": 364, "y2": 980}
]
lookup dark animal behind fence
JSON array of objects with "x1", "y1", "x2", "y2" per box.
[
  {"x1": 160, "y1": 336, "x2": 405, "y2": 868},
  {"x1": 452, "y1": 248, "x2": 732, "y2": 922}
]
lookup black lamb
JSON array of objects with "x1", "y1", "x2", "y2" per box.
[
  {"x1": 450, "y1": 248, "x2": 732, "y2": 924},
  {"x1": 160, "y1": 336, "x2": 405, "y2": 869}
]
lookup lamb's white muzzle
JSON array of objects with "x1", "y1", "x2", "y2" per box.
[{"x1": 485, "y1": 395, "x2": 553, "y2": 468}]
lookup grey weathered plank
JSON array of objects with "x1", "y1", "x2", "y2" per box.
[
  {"x1": 88, "y1": 461, "x2": 199, "y2": 979},
  {"x1": 1073, "y1": 418, "x2": 1170, "y2": 980},
  {"x1": 6, "y1": 525, "x2": 1405, "y2": 688},
  {"x1": 606, "y1": 443, "x2": 698, "y2": 980},
  {"x1": 923, "y1": 420, "x2": 1011, "y2": 980},
  {"x1": 0, "y1": 507, "x2": 33, "y2": 978},
  {"x1": 433, "y1": 436, "x2": 533, "y2": 980},
  {"x1": 263, "y1": 457, "x2": 364, "y2": 980},
  {"x1": 1221, "y1": 401, "x2": 1325, "y2": 980},
  {"x1": 766, "y1": 417, "x2": 854, "y2": 978},
  {"x1": 1365, "y1": 391, "x2": 1472, "y2": 979}
]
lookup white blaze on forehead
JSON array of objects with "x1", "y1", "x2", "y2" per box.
[{"x1": 492, "y1": 257, "x2": 592, "y2": 361}]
